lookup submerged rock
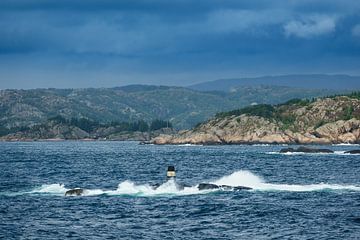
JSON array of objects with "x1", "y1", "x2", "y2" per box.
[
  {"x1": 65, "y1": 188, "x2": 84, "y2": 196},
  {"x1": 344, "y1": 150, "x2": 360, "y2": 154},
  {"x1": 197, "y1": 183, "x2": 252, "y2": 191},
  {"x1": 279, "y1": 147, "x2": 334, "y2": 153},
  {"x1": 198, "y1": 183, "x2": 220, "y2": 190}
]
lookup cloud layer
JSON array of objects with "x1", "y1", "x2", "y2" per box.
[
  {"x1": 284, "y1": 16, "x2": 336, "y2": 38},
  {"x1": 0, "y1": 0, "x2": 360, "y2": 88}
]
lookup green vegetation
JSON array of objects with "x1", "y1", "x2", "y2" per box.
[
  {"x1": 109, "y1": 121, "x2": 146, "y2": 132},
  {"x1": 48, "y1": 115, "x2": 100, "y2": 132},
  {"x1": 215, "y1": 103, "x2": 297, "y2": 129},
  {"x1": 46, "y1": 115, "x2": 172, "y2": 133},
  {"x1": 214, "y1": 97, "x2": 310, "y2": 128},
  {"x1": 207, "y1": 90, "x2": 360, "y2": 133},
  {"x1": 325, "y1": 91, "x2": 360, "y2": 100},
  {"x1": 0, "y1": 85, "x2": 343, "y2": 130},
  {"x1": 277, "y1": 114, "x2": 296, "y2": 130},
  {"x1": 343, "y1": 105, "x2": 354, "y2": 120},
  {"x1": 280, "y1": 98, "x2": 314, "y2": 107},
  {"x1": 0, "y1": 115, "x2": 175, "y2": 138},
  {"x1": 315, "y1": 120, "x2": 327, "y2": 129},
  {"x1": 48, "y1": 115, "x2": 68, "y2": 124},
  {"x1": 150, "y1": 119, "x2": 172, "y2": 131},
  {"x1": 216, "y1": 104, "x2": 275, "y2": 119},
  {"x1": 346, "y1": 91, "x2": 360, "y2": 100},
  {"x1": 0, "y1": 126, "x2": 30, "y2": 137},
  {"x1": 194, "y1": 122, "x2": 204, "y2": 129},
  {"x1": 70, "y1": 118, "x2": 99, "y2": 132}
]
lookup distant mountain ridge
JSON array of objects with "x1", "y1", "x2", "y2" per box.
[
  {"x1": 0, "y1": 85, "x2": 345, "y2": 130},
  {"x1": 189, "y1": 74, "x2": 360, "y2": 92}
]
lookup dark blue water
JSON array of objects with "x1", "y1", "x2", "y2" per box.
[{"x1": 0, "y1": 141, "x2": 359, "y2": 239}]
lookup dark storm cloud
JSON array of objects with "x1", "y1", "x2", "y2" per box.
[
  {"x1": 0, "y1": 0, "x2": 273, "y2": 12},
  {"x1": 0, "y1": 0, "x2": 359, "y2": 88}
]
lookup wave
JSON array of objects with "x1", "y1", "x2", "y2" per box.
[
  {"x1": 32, "y1": 183, "x2": 68, "y2": 195},
  {"x1": 29, "y1": 179, "x2": 202, "y2": 197},
  {"x1": 332, "y1": 143, "x2": 360, "y2": 146},
  {"x1": 266, "y1": 151, "x2": 359, "y2": 155},
  {"x1": 176, "y1": 144, "x2": 203, "y2": 147},
  {"x1": 24, "y1": 171, "x2": 360, "y2": 197},
  {"x1": 252, "y1": 144, "x2": 288, "y2": 146},
  {"x1": 212, "y1": 171, "x2": 360, "y2": 192}
]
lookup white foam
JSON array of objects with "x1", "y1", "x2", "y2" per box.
[
  {"x1": 252, "y1": 144, "x2": 289, "y2": 146},
  {"x1": 31, "y1": 183, "x2": 68, "y2": 195},
  {"x1": 177, "y1": 144, "x2": 203, "y2": 147},
  {"x1": 212, "y1": 170, "x2": 360, "y2": 192},
  {"x1": 266, "y1": 151, "x2": 357, "y2": 155},
  {"x1": 28, "y1": 171, "x2": 360, "y2": 197},
  {"x1": 212, "y1": 170, "x2": 264, "y2": 187},
  {"x1": 30, "y1": 179, "x2": 204, "y2": 197},
  {"x1": 106, "y1": 179, "x2": 202, "y2": 196},
  {"x1": 257, "y1": 183, "x2": 360, "y2": 192},
  {"x1": 332, "y1": 143, "x2": 360, "y2": 146}
]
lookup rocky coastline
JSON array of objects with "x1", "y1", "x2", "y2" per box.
[{"x1": 151, "y1": 96, "x2": 360, "y2": 145}]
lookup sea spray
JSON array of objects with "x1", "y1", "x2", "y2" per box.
[
  {"x1": 213, "y1": 170, "x2": 360, "y2": 192},
  {"x1": 212, "y1": 170, "x2": 264, "y2": 188},
  {"x1": 267, "y1": 151, "x2": 360, "y2": 155},
  {"x1": 26, "y1": 170, "x2": 360, "y2": 197},
  {"x1": 31, "y1": 183, "x2": 68, "y2": 195}
]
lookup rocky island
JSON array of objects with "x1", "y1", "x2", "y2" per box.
[{"x1": 151, "y1": 94, "x2": 360, "y2": 145}]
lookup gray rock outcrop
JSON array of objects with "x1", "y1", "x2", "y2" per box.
[{"x1": 151, "y1": 96, "x2": 360, "y2": 145}]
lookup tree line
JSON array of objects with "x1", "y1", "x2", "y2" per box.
[
  {"x1": 48, "y1": 116, "x2": 172, "y2": 133},
  {"x1": 0, "y1": 117, "x2": 173, "y2": 137}
]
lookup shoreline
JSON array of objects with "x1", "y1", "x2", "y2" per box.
[
  {"x1": 147, "y1": 142, "x2": 360, "y2": 146},
  {"x1": 1, "y1": 138, "x2": 359, "y2": 146},
  {"x1": 0, "y1": 138, "x2": 138, "y2": 142}
]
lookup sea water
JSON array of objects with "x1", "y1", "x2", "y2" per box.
[{"x1": 0, "y1": 141, "x2": 359, "y2": 239}]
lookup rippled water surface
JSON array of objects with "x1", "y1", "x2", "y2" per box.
[{"x1": 1, "y1": 141, "x2": 359, "y2": 239}]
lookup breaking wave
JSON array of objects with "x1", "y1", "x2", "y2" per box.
[
  {"x1": 267, "y1": 151, "x2": 360, "y2": 155},
  {"x1": 176, "y1": 144, "x2": 203, "y2": 147},
  {"x1": 332, "y1": 143, "x2": 360, "y2": 146},
  {"x1": 29, "y1": 179, "x2": 202, "y2": 197},
  {"x1": 252, "y1": 144, "x2": 288, "y2": 146},
  {"x1": 23, "y1": 171, "x2": 360, "y2": 197},
  {"x1": 212, "y1": 171, "x2": 360, "y2": 192}
]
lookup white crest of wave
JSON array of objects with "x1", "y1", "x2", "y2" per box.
[
  {"x1": 31, "y1": 183, "x2": 68, "y2": 195},
  {"x1": 333, "y1": 143, "x2": 359, "y2": 146},
  {"x1": 177, "y1": 144, "x2": 203, "y2": 147},
  {"x1": 29, "y1": 171, "x2": 360, "y2": 196},
  {"x1": 212, "y1": 170, "x2": 264, "y2": 187},
  {"x1": 29, "y1": 180, "x2": 202, "y2": 197},
  {"x1": 266, "y1": 151, "x2": 357, "y2": 155},
  {"x1": 258, "y1": 183, "x2": 360, "y2": 192},
  {"x1": 212, "y1": 170, "x2": 360, "y2": 192},
  {"x1": 108, "y1": 179, "x2": 200, "y2": 196}
]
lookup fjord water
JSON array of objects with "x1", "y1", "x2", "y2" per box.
[{"x1": 0, "y1": 142, "x2": 359, "y2": 239}]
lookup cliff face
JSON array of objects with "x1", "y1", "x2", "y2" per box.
[{"x1": 151, "y1": 96, "x2": 360, "y2": 145}]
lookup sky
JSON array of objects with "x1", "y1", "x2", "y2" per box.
[{"x1": 0, "y1": 0, "x2": 360, "y2": 89}]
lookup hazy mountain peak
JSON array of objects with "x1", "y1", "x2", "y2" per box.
[{"x1": 189, "y1": 74, "x2": 360, "y2": 92}]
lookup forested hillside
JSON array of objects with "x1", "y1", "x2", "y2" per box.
[{"x1": 0, "y1": 85, "x2": 341, "y2": 130}]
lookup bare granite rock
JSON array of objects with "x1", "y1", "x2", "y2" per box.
[{"x1": 151, "y1": 97, "x2": 360, "y2": 145}]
